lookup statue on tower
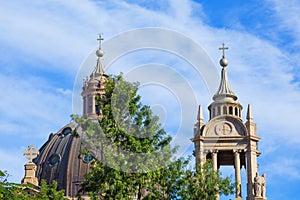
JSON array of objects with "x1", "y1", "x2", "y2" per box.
[{"x1": 254, "y1": 172, "x2": 267, "y2": 198}]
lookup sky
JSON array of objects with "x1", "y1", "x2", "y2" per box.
[{"x1": 0, "y1": 0, "x2": 300, "y2": 199}]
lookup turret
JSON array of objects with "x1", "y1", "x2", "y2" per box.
[
  {"x1": 208, "y1": 43, "x2": 243, "y2": 119},
  {"x1": 81, "y1": 34, "x2": 108, "y2": 118}
]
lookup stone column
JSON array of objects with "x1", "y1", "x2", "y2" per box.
[
  {"x1": 211, "y1": 150, "x2": 219, "y2": 200},
  {"x1": 92, "y1": 94, "x2": 96, "y2": 115},
  {"x1": 234, "y1": 150, "x2": 242, "y2": 199},
  {"x1": 212, "y1": 150, "x2": 218, "y2": 171}
]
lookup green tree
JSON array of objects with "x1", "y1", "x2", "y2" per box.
[
  {"x1": 178, "y1": 160, "x2": 234, "y2": 200},
  {"x1": 0, "y1": 170, "x2": 31, "y2": 200},
  {"x1": 74, "y1": 74, "x2": 234, "y2": 199},
  {"x1": 0, "y1": 170, "x2": 67, "y2": 200},
  {"x1": 36, "y1": 180, "x2": 66, "y2": 200}
]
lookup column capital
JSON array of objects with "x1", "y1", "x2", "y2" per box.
[
  {"x1": 210, "y1": 149, "x2": 219, "y2": 154},
  {"x1": 233, "y1": 149, "x2": 243, "y2": 154}
]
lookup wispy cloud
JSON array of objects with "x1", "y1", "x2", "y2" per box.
[{"x1": 0, "y1": 2, "x2": 299, "y2": 194}]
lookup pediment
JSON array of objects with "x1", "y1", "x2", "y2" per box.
[{"x1": 202, "y1": 116, "x2": 247, "y2": 137}]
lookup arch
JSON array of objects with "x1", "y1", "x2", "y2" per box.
[
  {"x1": 218, "y1": 106, "x2": 221, "y2": 115},
  {"x1": 229, "y1": 106, "x2": 233, "y2": 115},
  {"x1": 223, "y1": 106, "x2": 227, "y2": 115},
  {"x1": 212, "y1": 108, "x2": 216, "y2": 118},
  {"x1": 235, "y1": 107, "x2": 238, "y2": 116}
]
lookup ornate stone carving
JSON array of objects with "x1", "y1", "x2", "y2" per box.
[
  {"x1": 262, "y1": 174, "x2": 266, "y2": 198},
  {"x1": 215, "y1": 122, "x2": 232, "y2": 136},
  {"x1": 254, "y1": 172, "x2": 262, "y2": 197},
  {"x1": 254, "y1": 172, "x2": 266, "y2": 198}
]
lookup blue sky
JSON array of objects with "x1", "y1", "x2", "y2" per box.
[{"x1": 1, "y1": 0, "x2": 300, "y2": 199}]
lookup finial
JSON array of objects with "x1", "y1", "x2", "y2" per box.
[
  {"x1": 246, "y1": 104, "x2": 253, "y2": 121},
  {"x1": 24, "y1": 145, "x2": 39, "y2": 163},
  {"x1": 197, "y1": 105, "x2": 204, "y2": 122},
  {"x1": 96, "y1": 33, "x2": 104, "y2": 57},
  {"x1": 219, "y1": 43, "x2": 228, "y2": 67},
  {"x1": 97, "y1": 33, "x2": 104, "y2": 49}
]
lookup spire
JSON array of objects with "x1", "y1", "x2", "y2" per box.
[
  {"x1": 246, "y1": 104, "x2": 253, "y2": 122},
  {"x1": 91, "y1": 34, "x2": 107, "y2": 77},
  {"x1": 213, "y1": 43, "x2": 237, "y2": 102},
  {"x1": 197, "y1": 105, "x2": 204, "y2": 125}
]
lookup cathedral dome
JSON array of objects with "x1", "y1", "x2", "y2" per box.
[
  {"x1": 32, "y1": 35, "x2": 107, "y2": 198},
  {"x1": 33, "y1": 122, "x2": 93, "y2": 197}
]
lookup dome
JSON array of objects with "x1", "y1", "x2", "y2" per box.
[
  {"x1": 29, "y1": 35, "x2": 107, "y2": 198},
  {"x1": 33, "y1": 122, "x2": 94, "y2": 197}
]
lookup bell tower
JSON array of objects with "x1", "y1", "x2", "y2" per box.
[
  {"x1": 81, "y1": 34, "x2": 108, "y2": 118},
  {"x1": 192, "y1": 44, "x2": 267, "y2": 200}
]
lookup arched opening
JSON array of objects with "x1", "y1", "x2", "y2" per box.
[
  {"x1": 88, "y1": 95, "x2": 93, "y2": 114},
  {"x1": 95, "y1": 94, "x2": 101, "y2": 115},
  {"x1": 212, "y1": 108, "x2": 215, "y2": 118},
  {"x1": 229, "y1": 106, "x2": 233, "y2": 115},
  {"x1": 235, "y1": 107, "x2": 238, "y2": 116},
  {"x1": 218, "y1": 106, "x2": 221, "y2": 115},
  {"x1": 223, "y1": 106, "x2": 227, "y2": 115}
]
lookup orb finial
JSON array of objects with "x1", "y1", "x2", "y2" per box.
[
  {"x1": 219, "y1": 43, "x2": 228, "y2": 67},
  {"x1": 96, "y1": 33, "x2": 104, "y2": 57}
]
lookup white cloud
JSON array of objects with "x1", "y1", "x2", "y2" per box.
[
  {"x1": 0, "y1": 74, "x2": 71, "y2": 138},
  {"x1": 265, "y1": 157, "x2": 300, "y2": 181},
  {"x1": 0, "y1": 148, "x2": 27, "y2": 183},
  {"x1": 266, "y1": 0, "x2": 300, "y2": 47},
  {"x1": 0, "y1": 0, "x2": 300, "y2": 187}
]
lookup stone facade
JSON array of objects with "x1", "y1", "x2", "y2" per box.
[{"x1": 192, "y1": 45, "x2": 267, "y2": 200}]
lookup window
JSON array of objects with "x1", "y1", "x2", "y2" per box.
[
  {"x1": 88, "y1": 96, "x2": 93, "y2": 113},
  {"x1": 49, "y1": 154, "x2": 60, "y2": 166},
  {"x1": 62, "y1": 128, "x2": 72, "y2": 136},
  {"x1": 229, "y1": 106, "x2": 233, "y2": 115},
  {"x1": 83, "y1": 97, "x2": 86, "y2": 115},
  {"x1": 83, "y1": 154, "x2": 94, "y2": 163},
  {"x1": 223, "y1": 106, "x2": 227, "y2": 114}
]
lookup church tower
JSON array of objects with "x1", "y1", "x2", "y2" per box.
[
  {"x1": 192, "y1": 44, "x2": 267, "y2": 200},
  {"x1": 81, "y1": 34, "x2": 108, "y2": 118},
  {"x1": 27, "y1": 35, "x2": 109, "y2": 198}
]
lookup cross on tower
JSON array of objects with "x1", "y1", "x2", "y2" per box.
[
  {"x1": 219, "y1": 43, "x2": 228, "y2": 58},
  {"x1": 221, "y1": 123, "x2": 232, "y2": 135},
  {"x1": 97, "y1": 33, "x2": 104, "y2": 49},
  {"x1": 23, "y1": 145, "x2": 39, "y2": 163}
]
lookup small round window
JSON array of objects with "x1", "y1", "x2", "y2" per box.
[
  {"x1": 83, "y1": 154, "x2": 94, "y2": 163},
  {"x1": 49, "y1": 154, "x2": 60, "y2": 166},
  {"x1": 62, "y1": 128, "x2": 72, "y2": 136}
]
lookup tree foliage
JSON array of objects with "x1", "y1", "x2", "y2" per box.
[
  {"x1": 0, "y1": 170, "x2": 31, "y2": 200},
  {"x1": 0, "y1": 170, "x2": 66, "y2": 200},
  {"x1": 74, "y1": 74, "x2": 234, "y2": 199},
  {"x1": 36, "y1": 180, "x2": 66, "y2": 200}
]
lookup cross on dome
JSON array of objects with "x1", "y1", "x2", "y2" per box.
[{"x1": 24, "y1": 145, "x2": 39, "y2": 163}]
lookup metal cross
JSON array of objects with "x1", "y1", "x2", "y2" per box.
[
  {"x1": 97, "y1": 33, "x2": 104, "y2": 49},
  {"x1": 219, "y1": 43, "x2": 228, "y2": 57},
  {"x1": 23, "y1": 145, "x2": 39, "y2": 163}
]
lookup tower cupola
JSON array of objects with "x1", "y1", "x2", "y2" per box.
[
  {"x1": 208, "y1": 43, "x2": 242, "y2": 119},
  {"x1": 81, "y1": 34, "x2": 108, "y2": 118}
]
